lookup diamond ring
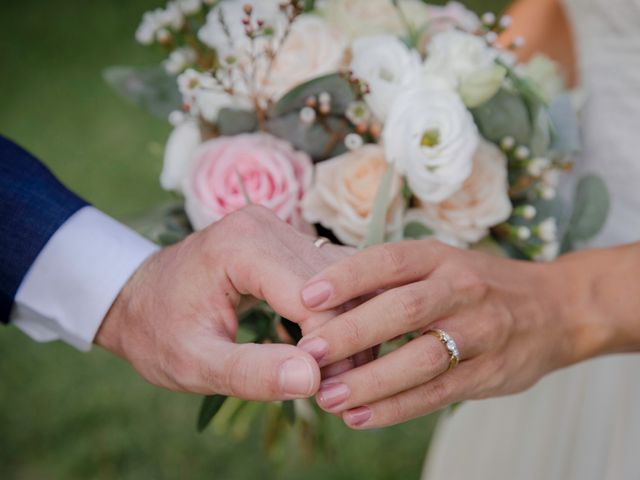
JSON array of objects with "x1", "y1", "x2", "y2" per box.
[
  {"x1": 313, "y1": 237, "x2": 331, "y2": 249},
  {"x1": 426, "y1": 329, "x2": 460, "y2": 370}
]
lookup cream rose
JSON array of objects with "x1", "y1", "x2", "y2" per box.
[
  {"x1": 302, "y1": 145, "x2": 404, "y2": 246},
  {"x1": 320, "y1": 0, "x2": 431, "y2": 40},
  {"x1": 406, "y1": 140, "x2": 512, "y2": 246},
  {"x1": 423, "y1": 30, "x2": 498, "y2": 87},
  {"x1": 350, "y1": 34, "x2": 422, "y2": 121},
  {"x1": 382, "y1": 84, "x2": 479, "y2": 203},
  {"x1": 261, "y1": 15, "x2": 349, "y2": 100},
  {"x1": 183, "y1": 133, "x2": 312, "y2": 231}
]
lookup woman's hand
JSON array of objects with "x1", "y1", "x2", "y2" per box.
[{"x1": 296, "y1": 240, "x2": 620, "y2": 429}]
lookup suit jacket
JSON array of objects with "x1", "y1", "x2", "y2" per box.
[{"x1": 0, "y1": 135, "x2": 87, "y2": 323}]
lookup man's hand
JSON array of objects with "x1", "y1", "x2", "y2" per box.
[{"x1": 95, "y1": 206, "x2": 346, "y2": 401}]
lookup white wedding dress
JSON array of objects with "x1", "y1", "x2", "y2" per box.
[{"x1": 423, "y1": 0, "x2": 640, "y2": 478}]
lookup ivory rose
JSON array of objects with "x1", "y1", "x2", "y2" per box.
[
  {"x1": 350, "y1": 34, "x2": 422, "y2": 121},
  {"x1": 382, "y1": 83, "x2": 479, "y2": 203},
  {"x1": 261, "y1": 15, "x2": 349, "y2": 100},
  {"x1": 183, "y1": 133, "x2": 312, "y2": 231},
  {"x1": 406, "y1": 140, "x2": 512, "y2": 246},
  {"x1": 320, "y1": 0, "x2": 431, "y2": 40},
  {"x1": 302, "y1": 145, "x2": 404, "y2": 246},
  {"x1": 423, "y1": 30, "x2": 498, "y2": 87}
]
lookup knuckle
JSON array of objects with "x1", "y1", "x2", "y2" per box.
[
  {"x1": 418, "y1": 339, "x2": 448, "y2": 375},
  {"x1": 341, "y1": 314, "x2": 365, "y2": 349},
  {"x1": 398, "y1": 287, "x2": 426, "y2": 327},
  {"x1": 378, "y1": 243, "x2": 407, "y2": 276},
  {"x1": 425, "y1": 377, "x2": 454, "y2": 407}
]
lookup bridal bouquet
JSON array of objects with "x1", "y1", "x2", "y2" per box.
[{"x1": 106, "y1": 0, "x2": 609, "y2": 456}]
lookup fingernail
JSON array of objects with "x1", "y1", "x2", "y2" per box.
[
  {"x1": 318, "y1": 381, "x2": 350, "y2": 410},
  {"x1": 344, "y1": 406, "x2": 372, "y2": 427},
  {"x1": 301, "y1": 280, "x2": 332, "y2": 308},
  {"x1": 297, "y1": 337, "x2": 329, "y2": 363},
  {"x1": 278, "y1": 357, "x2": 315, "y2": 397}
]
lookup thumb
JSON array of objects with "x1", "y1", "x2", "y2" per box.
[{"x1": 202, "y1": 340, "x2": 321, "y2": 401}]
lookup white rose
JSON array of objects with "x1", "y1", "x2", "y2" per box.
[
  {"x1": 350, "y1": 34, "x2": 422, "y2": 121},
  {"x1": 382, "y1": 84, "x2": 479, "y2": 203},
  {"x1": 160, "y1": 119, "x2": 202, "y2": 192},
  {"x1": 320, "y1": 0, "x2": 431, "y2": 40},
  {"x1": 405, "y1": 140, "x2": 512, "y2": 246},
  {"x1": 261, "y1": 15, "x2": 349, "y2": 100},
  {"x1": 302, "y1": 145, "x2": 404, "y2": 246},
  {"x1": 424, "y1": 30, "x2": 498, "y2": 86}
]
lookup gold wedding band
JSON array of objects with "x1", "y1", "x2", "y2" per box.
[
  {"x1": 314, "y1": 237, "x2": 331, "y2": 249},
  {"x1": 426, "y1": 329, "x2": 460, "y2": 370}
]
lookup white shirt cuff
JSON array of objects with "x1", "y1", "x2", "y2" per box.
[{"x1": 10, "y1": 206, "x2": 159, "y2": 351}]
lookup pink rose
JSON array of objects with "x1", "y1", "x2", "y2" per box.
[{"x1": 183, "y1": 133, "x2": 313, "y2": 231}]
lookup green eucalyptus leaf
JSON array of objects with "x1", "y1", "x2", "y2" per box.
[
  {"x1": 270, "y1": 73, "x2": 355, "y2": 117},
  {"x1": 103, "y1": 65, "x2": 181, "y2": 119},
  {"x1": 530, "y1": 106, "x2": 552, "y2": 157},
  {"x1": 266, "y1": 114, "x2": 349, "y2": 161},
  {"x1": 566, "y1": 175, "x2": 610, "y2": 242},
  {"x1": 471, "y1": 89, "x2": 532, "y2": 146},
  {"x1": 197, "y1": 395, "x2": 228, "y2": 432},
  {"x1": 282, "y1": 400, "x2": 296, "y2": 425},
  {"x1": 404, "y1": 221, "x2": 434, "y2": 240},
  {"x1": 303, "y1": 0, "x2": 316, "y2": 11},
  {"x1": 361, "y1": 163, "x2": 397, "y2": 248},
  {"x1": 157, "y1": 231, "x2": 187, "y2": 246},
  {"x1": 459, "y1": 65, "x2": 507, "y2": 108},
  {"x1": 549, "y1": 94, "x2": 581, "y2": 154},
  {"x1": 218, "y1": 108, "x2": 258, "y2": 135}
]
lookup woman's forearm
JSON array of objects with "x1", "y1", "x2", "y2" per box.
[
  {"x1": 501, "y1": 0, "x2": 578, "y2": 86},
  {"x1": 551, "y1": 243, "x2": 640, "y2": 362}
]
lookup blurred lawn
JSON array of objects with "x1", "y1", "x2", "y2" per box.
[{"x1": 0, "y1": 1, "x2": 509, "y2": 478}]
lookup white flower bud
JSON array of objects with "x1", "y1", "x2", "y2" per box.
[
  {"x1": 511, "y1": 36, "x2": 526, "y2": 49},
  {"x1": 318, "y1": 91, "x2": 331, "y2": 106},
  {"x1": 500, "y1": 136, "x2": 516, "y2": 150},
  {"x1": 481, "y1": 12, "x2": 496, "y2": 26},
  {"x1": 534, "y1": 241, "x2": 560, "y2": 262},
  {"x1": 484, "y1": 31, "x2": 498, "y2": 44},
  {"x1": 540, "y1": 185, "x2": 557, "y2": 200},
  {"x1": 156, "y1": 28, "x2": 171, "y2": 43},
  {"x1": 521, "y1": 205, "x2": 537, "y2": 220},
  {"x1": 299, "y1": 107, "x2": 317, "y2": 125},
  {"x1": 527, "y1": 157, "x2": 550, "y2": 177},
  {"x1": 499, "y1": 15, "x2": 512, "y2": 29},
  {"x1": 345, "y1": 133, "x2": 364, "y2": 151},
  {"x1": 515, "y1": 145, "x2": 531, "y2": 160},
  {"x1": 537, "y1": 217, "x2": 558, "y2": 242},
  {"x1": 517, "y1": 226, "x2": 531, "y2": 241}
]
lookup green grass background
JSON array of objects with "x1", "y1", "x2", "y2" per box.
[{"x1": 0, "y1": 1, "x2": 509, "y2": 478}]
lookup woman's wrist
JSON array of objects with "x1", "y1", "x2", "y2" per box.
[{"x1": 547, "y1": 245, "x2": 640, "y2": 363}]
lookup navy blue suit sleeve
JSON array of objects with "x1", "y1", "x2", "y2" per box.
[{"x1": 0, "y1": 135, "x2": 88, "y2": 323}]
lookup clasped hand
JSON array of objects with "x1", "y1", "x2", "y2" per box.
[{"x1": 96, "y1": 206, "x2": 600, "y2": 430}]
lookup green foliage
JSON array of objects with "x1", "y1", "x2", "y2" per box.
[
  {"x1": 103, "y1": 65, "x2": 181, "y2": 119},
  {"x1": 404, "y1": 221, "x2": 434, "y2": 240},
  {"x1": 198, "y1": 395, "x2": 228, "y2": 432},
  {"x1": 472, "y1": 89, "x2": 532, "y2": 145},
  {"x1": 564, "y1": 175, "x2": 610, "y2": 247},
  {"x1": 361, "y1": 163, "x2": 398, "y2": 248},
  {"x1": 270, "y1": 74, "x2": 356, "y2": 117},
  {"x1": 267, "y1": 114, "x2": 349, "y2": 161},
  {"x1": 549, "y1": 94, "x2": 581, "y2": 154},
  {"x1": 217, "y1": 108, "x2": 259, "y2": 135}
]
